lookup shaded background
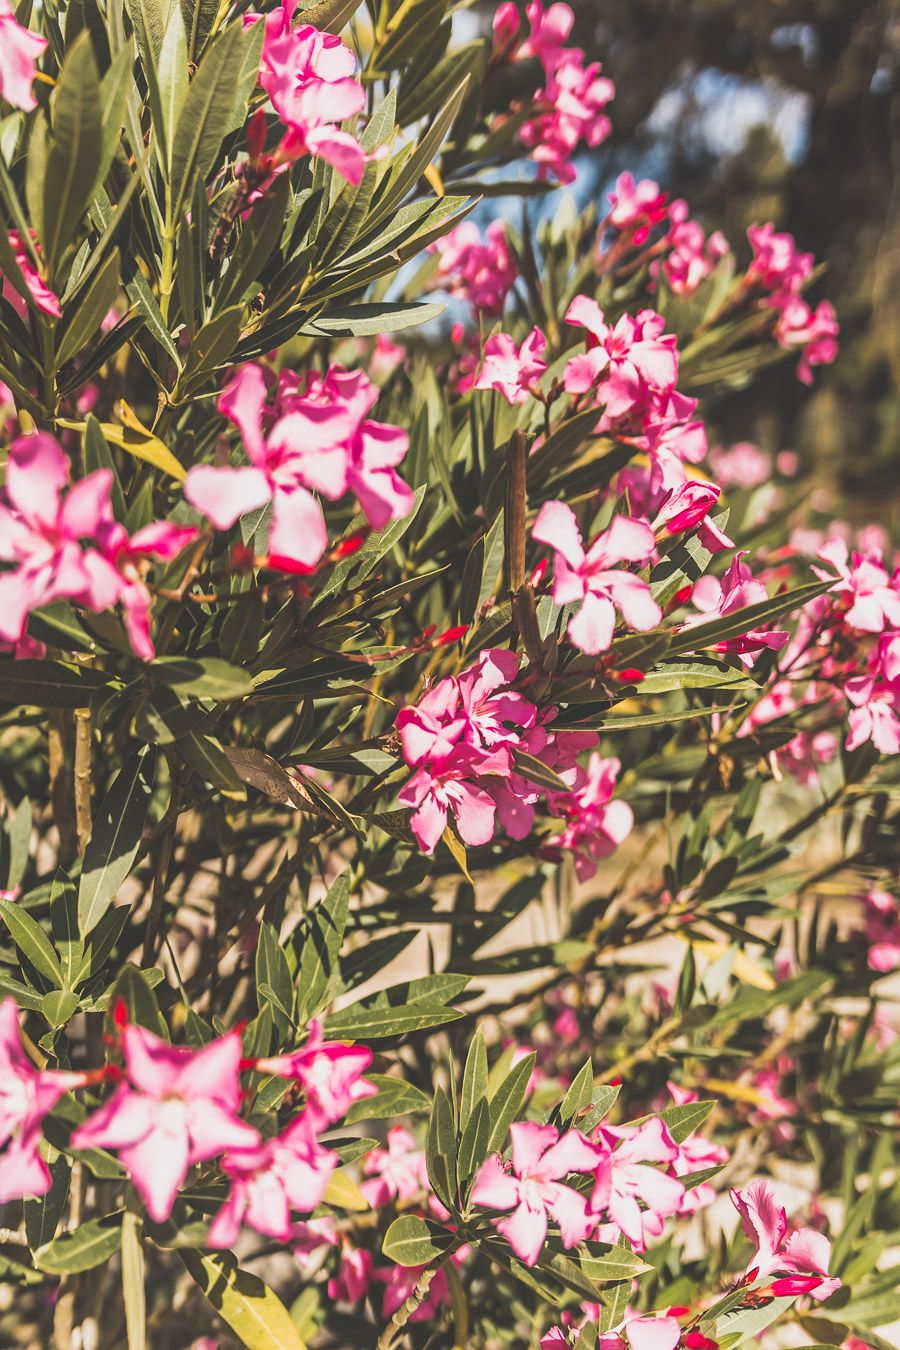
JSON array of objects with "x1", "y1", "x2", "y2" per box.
[{"x1": 493, "y1": 0, "x2": 900, "y2": 524}]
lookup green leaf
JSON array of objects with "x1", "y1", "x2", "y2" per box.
[
  {"x1": 558, "y1": 1059, "x2": 594, "y2": 1126},
  {"x1": 299, "y1": 300, "x2": 445, "y2": 337},
  {"x1": 511, "y1": 749, "x2": 570, "y2": 793},
  {"x1": 343, "y1": 1073, "x2": 431, "y2": 1123},
  {"x1": 579, "y1": 1242, "x2": 652, "y2": 1284},
  {"x1": 382, "y1": 1215, "x2": 454, "y2": 1267},
  {"x1": 0, "y1": 659, "x2": 112, "y2": 709},
  {"x1": 56, "y1": 247, "x2": 121, "y2": 369},
  {"x1": 296, "y1": 870, "x2": 351, "y2": 1022},
  {"x1": 41, "y1": 990, "x2": 80, "y2": 1027},
  {"x1": 157, "y1": 4, "x2": 189, "y2": 178},
  {"x1": 50, "y1": 869, "x2": 83, "y2": 989},
  {"x1": 181, "y1": 731, "x2": 248, "y2": 799},
  {"x1": 34, "y1": 1213, "x2": 123, "y2": 1274},
  {"x1": 40, "y1": 33, "x2": 104, "y2": 270},
  {"x1": 460, "y1": 1028, "x2": 488, "y2": 1129},
  {"x1": 458, "y1": 1094, "x2": 491, "y2": 1184},
  {"x1": 324, "y1": 1001, "x2": 463, "y2": 1040},
  {"x1": 6, "y1": 796, "x2": 32, "y2": 891},
  {"x1": 486, "y1": 1052, "x2": 535, "y2": 1155},
  {"x1": 153, "y1": 656, "x2": 252, "y2": 700},
  {"x1": 78, "y1": 747, "x2": 157, "y2": 936},
  {"x1": 170, "y1": 24, "x2": 252, "y2": 217},
  {"x1": 83, "y1": 416, "x2": 127, "y2": 521},
  {"x1": 24, "y1": 1154, "x2": 71, "y2": 1252},
  {"x1": 0, "y1": 898, "x2": 64, "y2": 987},
  {"x1": 121, "y1": 1210, "x2": 146, "y2": 1350},
  {"x1": 255, "y1": 921, "x2": 293, "y2": 1035},
  {"x1": 180, "y1": 1249, "x2": 308, "y2": 1350},
  {"x1": 657, "y1": 1099, "x2": 715, "y2": 1144},
  {"x1": 426, "y1": 1085, "x2": 458, "y2": 1210},
  {"x1": 108, "y1": 965, "x2": 168, "y2": 1037}
]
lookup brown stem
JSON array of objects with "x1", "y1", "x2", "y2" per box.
[
  {"x1": 376, "y1": 1264, "x2": 438, "y2": 1350},
  {"x1": 73, "y1": 708, "x2": 93, "y2": 856}
]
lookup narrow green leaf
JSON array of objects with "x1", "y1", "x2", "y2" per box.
[
  {"x1": 34, "y1": 1213, "x2": 123, "y2": 1274},
  {"x1": 486, "y1": 1053, "x2": 535, "y2": 1156},
  {"x1": 121, "y1": 1210, "x2": 146, "y2": 1350},
  {"x1": 78, "y1": 747, "x2": 157, "y2": 936},
  {"x1": 0, "y1": 899, "x2": 64, "y2": 987}
]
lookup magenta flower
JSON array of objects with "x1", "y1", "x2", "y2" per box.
[
  {"x1": 360, "y1": 1125, "x2": 428, "y2": 1207},
  {"x1": 474, "y1": 328, "x2": 548, "y2": 405},
  {"x1": 814, "y1": 539, "x2": 900, "y2": 634},
  {"x1": 328, "y1": 1246, "x2": 373, "y2": 1302},
  {"x1": 660, "y1": 200, "x2": 729, "y2": 296},
  {"x1": 431, "y1": 221, "x2": 518, "y2": 316},
  {"x1": 730, "y1": 1179, "x2": 840, "y2": 1301},
  {"x1": 208, "y1": 1114, "x2": 337, "y2": 1247},
  {"x1": 545, "y1": 753, "x2": 633, "y2": 881},
  {"x1": 520, "y1": 49, "x2": 615, "y2": 184},
  {"x1": 860, "y1": 888, "x2": 900, "y2": 973},
  {"x1": 399, "y1": 747, "x2": 502, "y2": 854},
  {"x1": 532, "y1": 500, "x2": 661, "y2": 655},
  {"x1": 72, "y1": 1025, "x2": 259, "y2": 1223},
  {"x1": 3, "y1": 231, "x2": 60, "y2": 319},
  {"x1": 773, "y1": 294, "x2": 839, "y2": 385},
  {"x1": 0, "y1": 2, "x2": 47, "y2": 111},
  {"x1": 250, "y1": 1019, "x2": 375, "y2": 1129},
  {"x1": 472, "y1": 1121, "x2": 601, "y2": 1266},
  {"x1": 747, "y1": 223, "x2": 814, "y2": 293},
  {"x1": 564, "y1": 297, "x2": 679, "y2": 418},
  {"x1": 650, "y1": 479, "x2": 733, "y2": 553},
  {"x1": 185, "y1": 361, "x2": 412, "y2": 571},
  {"x1": 589, "y1": 1119, "x2": 685, "y2": 1248},
  {"x1": 0, "y1": 999, "x2": 93, "y2": 1203},
  {"x1": 684, "y1": 552, "x2": 790, "y2": 665},
  {"x1": 256, "y1": 5, "x2": 366, "y2": 183},
  {"x1": 845, "y1": 674, "x2": 900, "y2": 755},
  {"x1": 0, "y1": 433, "x2": 194, "y2": 655},
  {"x1": 606, "y1": 172, "x2": 668, "y2": 242}
]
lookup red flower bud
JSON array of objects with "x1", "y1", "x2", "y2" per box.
[
  {"x1": 333, "y1": 532, "x2": 366, "y2": 559},
  {"x1": 247, "y1": 108, "x2": 268, "y2": 164},
  {"x1": 616, "y1": 667, "x2": 645, "y2": 683},
  {"x1": 436, "y1": 624, "x2": 469, "y2": 645}
]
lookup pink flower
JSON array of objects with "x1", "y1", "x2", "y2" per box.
[
  {"x1": 683, "y1": 551, "x2": 790, "y2": 665},
  {"x1": 0, "y1": 433, "x2": 194, "y2": 656},
  {"x1": 564, "y1": 298, "x2": 679, "y2": 418},
  {"x1": 662, "y1": 201, "x2": 729, "y2": 295},
  {"x1": 71, "y1": 1024, "x2": 259, "y2": 1223},
  {"x1": 185, "y1": 362, "x2": 412, "y2": 570},
  {"x1": 545, "y1": 754, "x2": 633, "y2": 880},
  {"x1": 814, "y1": 539, "x2": 900, "y2": 634},
  {"x1": 474, "y1": 328, "x2": 547, "y2": 404},
  {"x1": 328, "y1": 1246, "x2": 373, "y2": 1302},
  {"x1": 518, "y1": 1, "x2": 575, "y2": 65},
  {"x1": 860, "y1": 888, "x2": 900, "y2": 973},
  {"x1": 773, "y1": 295, "x2": 839, "y2": 385},
  {"x1": 0, "y1": 999, "x2": 94, "y2": 1202},
  {"x1": 606, "y1": 173, "x2": 668, "y2": 241},
  {"x1": 707, "y1": 441, "x2": 771, "y2": 489},
  {"x1": 471, "y1": 1121, "x2": 601, "y2": 1265},
  {"x1": 747, "y1": 223, "x2": 813, "y2": 293},
  {"x1": 0, "y1": 1, "x2": 46, "y2": 111},
  {"x1": 730, "y1": 1179, "x2": 841, "y2": 1301},
  {"x1": 845, "y1": 675, "x2": 900, "y2": 756},
  {"x1": 651, "y1": 480, "x2": 733, "y2": 553},
  {"x1": 589, "y1": 1119, "x2": 685, "y2": 1248},
  {"x1": 256, "y1": 6, "x2": 366, "y2": 183},
  {"x1": 208, "y1": 1114, "x2": 337, "y2": 1247},
  {"x1": 520, "y1": 49, "x2": 615, "y2": 183},
  {"x1": 432, "y1": 221, "x2": 518, "y2": 316},
  {"x1": 360, "y1": 1125, "x2": 428, "y2": 1207},
  {"x1": 3, "y1": 231, "x2": 60, "y2": 319},
  {"x1": 532, "y1": 501, "x2": 661, "y2": 654},
  {"x1": 376, "y1": 1260, "x2": 451, "y2": 1321},
  {"x1": 249, "y1": 1019, "x2": 375, "y2": 1129}
]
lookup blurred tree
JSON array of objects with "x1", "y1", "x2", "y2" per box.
[{"x1": 558, "y1": 0, "x2": 900, "y2": 511}]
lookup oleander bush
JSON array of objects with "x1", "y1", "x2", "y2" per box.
[{"x1": 0, "y1": 1, "x2": 897, "y2": 1347}]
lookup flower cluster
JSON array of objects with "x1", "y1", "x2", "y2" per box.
[
  {"x1": 395, "y1": 647, "x2": 627, "y2": 862},
  {"x1": 492, "y1": 1, "x2": 615, "y2": 182},
  {"x1": 185, "y1": 361, "x2": 413, "y2": 571},
  {"x1": 430, "y1": 220, "x2": 518, "y2": 316},
  {"x1": 254, "y1": 0, "x2": 366, "y2": 183},
  {"x1": 59, "y1": 1013, "x2": 374, "y2": 1243},
  {"x1": 0, "y1": 433, "x2": 196, "y2": 657}
]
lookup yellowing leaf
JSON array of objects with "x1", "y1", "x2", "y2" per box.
[
  {"x1": 100, "y1": 400, "x2": 186, "y2": 482},
  {"x1": 180, "y1": 1249, "x2": 306, "y2": 1350},
  {"x1": 442, "y1": 824, "x2": 473, "y2": 883},
  {"x1": 323, "y1": 1169, "x2": 369, "y2": 1212},
  {"x1": 693, "y1": 940, "x2": 776, "y2": 991}
]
